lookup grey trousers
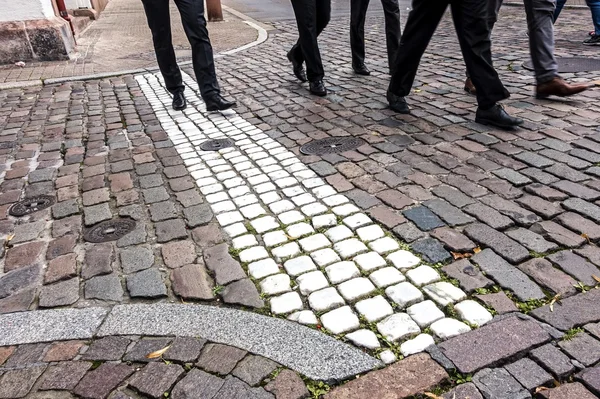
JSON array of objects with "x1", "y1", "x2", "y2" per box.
[{"x1": 468, "y1": 0, "x2": 558, "y2": 84}]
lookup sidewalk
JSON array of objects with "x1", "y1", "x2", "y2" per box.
[
  {"x1": 0, "y1": 0, "x2": 259, "y2": 84},
  {"x1": 0, "y1": 5, "x2": 599, "y2": 399}
]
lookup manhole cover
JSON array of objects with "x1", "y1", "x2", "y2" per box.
[
  {"x1": 83, "y1": 219, "x2": 136, "y2": 243},
  {"x1": 522, "y1": 57, "x2": 600, "y2": 73},
  {"x1": 9, "y1": 195, "x2": 56, "y2": 217},
  {"x1": 199, "y1": 138, "x2": 235, "y2": 152},
  {"x1": 300, "y1": 137, "x2": 364, "y2": 155}
]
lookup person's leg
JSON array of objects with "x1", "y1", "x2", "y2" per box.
[
  {"x1": 523, "y1": 0, "x2": 559, "y2": 84},
  {"x1": 451, "y1": 0, "x2": 509, "y2": 109},
  {"x1": 140, "y1": 0, "x2": 184, "y2": 94},
  {"x1": 381, "y1": 0, "x2": 402, "y2": 71},
  {"x1": 388, "y1": 0, "x2": 448, "y2": 97},
  {"x1": 585, "y1": 0, "x2": 600, "y2": 35},
  {"x1": 554, "y1": 0, "x2": 567, "y2": 21},
  {"x1": 290, "y1": 0, "x2": 325, "y2": 82},
  {"x1": 316, "y1": 0, "x2": 331, "y2": 36},
  {"x1": 173, "y1": 0, "x2": 220, "y2": 99},
  {"x1": 350, "y1": 0, "x2": 370, "y2": 67}
]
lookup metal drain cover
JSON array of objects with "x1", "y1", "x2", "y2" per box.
[
  {"x1": 83, "y1": 218, "x2": 136, "y2": 243},
  {"x1": 200, "y1": 139, "x2": 235, "y2": 152},
  {"x1": 9, "y1": 195, "x2": 56, "y2": 217},
  {"x1": 523, "y1": 57, "x2": 600, "y2": 73},
  {"x1": 300, "y1": 137, "x2": 364, "y2": 155}
]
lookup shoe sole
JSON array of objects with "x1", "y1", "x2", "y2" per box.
[
  {"x1": 288, "y1": 53, "x2": 308, "y2": 82},
  {"x1": 583, "y1": 42, "x2": 600, "y2": 46},
  {"x1": 310, "y1": 91, "x2": 327, "y2": 97},
  {"x1": 389, "y1": 106, "x2": 410, "y2": 114},
  {"x1": 476, "y1": 117, "x2": 523, "y2": 129},
  {"x1": 353, "y1": 70, "x2": 371, "y2": 76},
  {"x1": 206, "y1": 104, "x2": 236, "y2": 112},
  {"x1": 173, "y1": 105, "x2": 187, "y2": 111}
]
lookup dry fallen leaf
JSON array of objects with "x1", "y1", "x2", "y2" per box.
[
  {"x1": 582, "y1": 233, "x2": 591, "y2": 244},
  {"x1": 146, "y1": 345, "x2": 171, "y2": 359},
  {"x1": 451, "y1": 251, "x2": 472, "y2": 260},
  {"x1": 473, "y1": 247, "x2": 482, "y2": 254},
  {"x1": 535, "y1": 386, "x2": 549, "y2": 393},
  {"x1": 423, "y1": 393, "x2": 444, "y2": 399},
  {"x1": 593, "y1": 275, "x2": 600, "y2": 284},
  {"x1": 553, "y1": 380, "x2": 561, "y2": 387},
  {"x1": 414, "y1": 89, "x2": 422, "y2": 93},
  {"x1": 549, "y1": 294, "x2": 561, "y2": 312}
]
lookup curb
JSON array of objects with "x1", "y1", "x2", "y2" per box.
[
  {"x1": 0, "y1": 6, "x2": 271, "y2": 90},
  {"x1": 0, "y1": 303, "x2": 381, "y2": 382}
]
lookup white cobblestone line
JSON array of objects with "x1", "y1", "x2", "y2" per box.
[{"x1": 135, "y1": 72, "x2": 490, "y2": 359}]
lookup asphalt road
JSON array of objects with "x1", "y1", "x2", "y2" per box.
[{"x1": 222, "y1": 0, "x2": 413, "y2": 23}]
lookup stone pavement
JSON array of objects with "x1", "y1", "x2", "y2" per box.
[
  {"x1": 0, "y1": 4, "x2": 600, "y2": 399},
  {"x1": 0, "y1": 0, "x2": 260, "y2": 84}
]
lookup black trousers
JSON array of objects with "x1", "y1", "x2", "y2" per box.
[
  {"x1": 350, "y1": 0, "x2": 401, "y2": 71},
  {"x1": 289, "y1": 0, "x2": 332, "y2": 82},
  {"x1": 141, "y1": 0, "x2": 220, "y2": 99},
  {"x1": 388, "y1": 0, "x2": 509, "y2": 109}
]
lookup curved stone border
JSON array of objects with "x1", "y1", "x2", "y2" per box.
[{"x1": 0, "y1": 303, "x2": 381, "y2": 382}]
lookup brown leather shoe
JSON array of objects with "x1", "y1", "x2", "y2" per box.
[
  {"x1": 464, "y1": 77, "x2": 477, "y2": 95},
  {"x1": 536, "y1": 77, "x2": 590, "y2": 99}
]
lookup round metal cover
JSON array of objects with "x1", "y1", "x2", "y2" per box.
[
  {"x1": 83, "y1": 218, "x2": 136, "y2": 243},
  {"x1": 199, "y1": 139, "x2": 235, "y2": 151},
  {"x1": 300, "y1": 137, "x2": 364, "y2": 155},
  {"x1": 9, "y1": 195, "x2": 56, "y2": 217},
  {"x1": 522, "y1": 57, "x2": 600, "y2": 73}
]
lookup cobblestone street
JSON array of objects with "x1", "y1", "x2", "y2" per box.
[{"x1": 0, "y1": 4, "x2": 600, "y2": 399}]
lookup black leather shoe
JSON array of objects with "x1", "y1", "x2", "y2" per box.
[
  {"x1": 172, "y1": 91, "x2": 186, "y2": 111},
  {"x1": 287, "y1": 51, "x2": 307, "y2": 82},
  {"x1": 387, "y1": 90, "x2": 410, "y2": 114},
  {"x1": 475, "y1": 104, "x2": 524, "y2": 129},
  {"x1": 309, "y1": 80, "x2": 327, "y2": 96},
  {"x1": 205, "y1": 94, "x2": 236, "y2": 111},
  {"x1": 353, "y1": 63, "x2": 371, "y2": 76}
]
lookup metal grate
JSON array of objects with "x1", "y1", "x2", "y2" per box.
[
  {"x1": 523, "y1": 57, "x2": 600, "y2": 73},
  {"x1": 9, "y1": 195, "x2": 56, "y2": 217},
  {"x1": 300, "y1": 137, "x2": 364, "y2": 155},
  {"x1": 83, "y1": 219, "x2": 136, "y2": 243},
  {"x1": 199, "y1": 138, "x2": 235, "y2": 152}
]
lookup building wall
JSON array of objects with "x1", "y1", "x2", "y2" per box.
[{"x1": 0, "y1": 0, "x2": 56, "y2": 22}]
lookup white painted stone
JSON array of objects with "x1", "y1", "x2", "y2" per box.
[
  {"x1": 223, "y1": 222, "x2": 247, "y2": 238},
  {"x1": 286, "y1": 223, "x2": 315, "y2": 239},
  {"x1": 400, "y1": 334, "x2": 435, "y2": 357},
  {"x1": 297, "y1": 271, "x2": 329, "y2": 295},
  {"x1": 196, "y1": 177, "x2": 218, "y2": 187},
  {"x1": 232, "y1": 234, "x2": 258, "y2": 250},
  {"x1": 216, "y1": 211, "x2": 244, "y2": 226},
  {"x1": 239, "y1": 246, "x2": 269, "y2": 263},
  {"x1": 310, "y1": 248, "x2": 340, "y2": 267},
  {"x1": 406, "y1": 300, "x2": 445, "y2": 328},
  {"x1": 331, "y1": 203, "x2": 358, "y2": 216},
  {"x1": 206, "y1": 192, "x2": 229, "y2": 204},
  {"x1": 248, "y1": 258, "x2": 280, "y2": 279},
  {"x1": 423, "y1": 282, "x2": 467, "y2": 306},
  {"x1": 320, "y1": 306, "x2": 360, "y2": 335},
  {"x1": 333, "y1": 239, "x2": 368, "y2": 259},
  {"x1": 288, "y1": 310, "x2": 318, "y2": 326},
  {"x1": 292, "y1": 193, "x2": 316, "y2": 206},
  {"x1": 308, "y1": 287, "x2": 345, "y2": 312},
  {"x1": 312, "y1": 214, "x2": 337, "y2": 229},
  {"x1": 283, "y1": 256, "x2": 317, "y2": 276},
  {"x1": 355, "y1": 296, "x2": 394, "y2": 322},
  {"x1": 212, "y1": 200, "x2": 236, "y2": 214},
  {"x1": 369, "y1": 267, "x2": 406, "y2": 288},
  {"x1": 255, "y1": 182, "x2": 277, "y2": 194},
  {"x1": 247, "y1": 174, "x2": 270, "y2": 186},
  {"x1": 345, "y1": 329, "x2": 381, "y2": 350},
  {"x1": 250, "y1": 216, "x2": 280, "y2": 234},
  {"x1": 278, "y1": 210, "x2": 305, "y2": 225},
  {"x1": 380, "y1": 350, "x2": 397, "y2": 364},
  {"x1": 270, "y1": 292, "x2": 303, "y2": 314},
  {"x1": 263, "y1": 230, "x2": 288, "y2": 247},
  {"x1": 271, "y1": 242, "x2": 301, "y2": 262},
  {"x1": 276, "y1": 177, "x2": 298, "y2": 188},
  {"x1": 387, "y1": 250, "x2": 421, "y2": 270},
  {"x1": 282, "y1": 186, "x2": 305, "y2": 197},
  {"x1": 269, "y1": 200, "x2": 295, "y2": 214},
  {"x1": 430, "y1": 318, "x2": 471, "y2": 340},
  {"x1": 337, "y1": 277, "x2": 376, "y2": 301},
  {"x1": 313, "y1": 185, "x2": 336, "y2": 199},
  {"x1": 356, "y1": 225, "x2": 385, "y2": 242},
  {"x1": 260, "y1": 274, "x2": 291, "y2": 296},
  {"x1": 229, "y1": 185, "x2": 251, "y2": 198},
  {"x1": 354, "y1": 252, "x2": 387, "y2": 272},
  {"x1": 325, "y1": 261, "x2": 361, "y2": 284},
  {"x1": 260, "y1": 191, "x2": 281, "y2": 204},
  {"x1": 455, "y1": 300, "x2": 493, "y2": 326},
  {"x1": 299, "y1": 234, "x2": 331, "y2": 252},
  {"x1": 240, "y1": 204, "x2": 267, "y2": 219},
  {"x1": 369, "y1": 237, "x2": 400, "y2": 254},
  {"x1": 301, "y1": 177, "x2": 324, "y2": 188},
  {"x1": 325, "y1": 225, "x2": 354, "y2": 243},
  {"x1": 223, "y1": 177, "x2": 245, "y2": 189},
  {"x1": 385, "y1": 282, "x2": 424, "y2": 309},
  {"x1": 301, "y1": 203, "x2": 328, "y2": 217},
  {"x1": 376, "y1": 313, "x2": 421, "y2": 342},
  {"x1": 343, "y1": 213, "x2": 372, "y2": 230},
  {"x1": 233, "y1": 194, "x2": 258, "y2": 207},
  {"x1": 406, "y1": 265, "x2": 441, "y2": 287}
]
